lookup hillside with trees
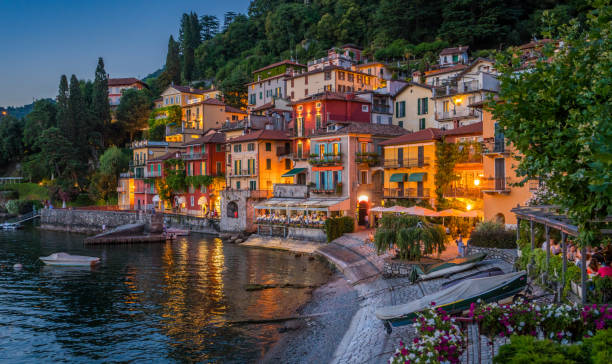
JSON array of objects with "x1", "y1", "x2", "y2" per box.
[{"x1": 147, "y1": 0, "x2": 592, "y2": 107}]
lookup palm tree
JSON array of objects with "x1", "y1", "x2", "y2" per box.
[{"x1": 374, "y1": 215, "x2": 446, "y2": 261}]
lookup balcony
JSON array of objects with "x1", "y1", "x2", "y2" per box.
[
  {"x1": 276, "y1": 146, "x2": 291, "y2": 157},
  {"x1": 435, "y1": 108, "x2": 476, "y2": 121},
  {"x1": 443, "y1": 187, "x2": 482, "y2": 199},
  {"x1": 481, "y1": 177, "x2": 511, "y2": 194},
  {"x1": 456, "y1": 153, "x2": 483, "y2": 164},
  {"x1": 372, "y1": 105, "x2": 391, "y2": 114},
  {"x1": 383, "y1": 157, "x2": 430, "y2": 168},
  {"x1": 383, "y1": 188, "x2": 431, "y2": 199},
  {"x1": 355, "y1": 152, "x2": 380, "y2": 166},
  {"x1": 129, "y1": 160, "x2": 146, "y2": 168},
  {"x1": 224, "y1": 188, "x2": 269, "y2": 199},
  {"x1": 119, "y1": 172, "x2": 133, "y2": 178},
  {"x1": 145, "y1": 170, "x2": 162, "y2": 178},
  {"x1": 482, "y1": 139, "x2": 510, "y2": 157},
  {"x1": 229, "y1": 169, "x2": 257, "y2": 177},
  {"x1": 308, "y1": 153, "x2": 342, "y2": 167},
  {"x1": 181, "y1": 152, "x2": 206, "y2": 161}
]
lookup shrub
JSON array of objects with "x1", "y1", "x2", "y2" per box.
[
  {"x1": 582, "y1": 328, "x2": 612, "y2": 364},
  {"x1": 5, "y1": 199, "x2": 42, "y2": 215},
  {"x1": 374, "y1": 214, "x2": 446, "y2": 261},
  {"x1": 324, "y1": 216, "x2": 354, "y2": 242},
  {"x1": 0, "y1": 190, "x2": 18, "y2": 200},
  {"x1": 469, "y1": 221, "x2": 516, "y2": 249},
  {"x1": 590, "y1": 276, "x2": 612, "y2": 304}
]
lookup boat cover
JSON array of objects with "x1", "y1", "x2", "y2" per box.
[
  {"x1": 375, "y1": 271, "x2": 525, "y2": 320},
  {"x1": 40, "y1": 253, "x2": 99, "y2": 263}
]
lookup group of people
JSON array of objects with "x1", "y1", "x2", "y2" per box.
[
  {"x1": 256, "y1": 212, "x2": 327, "y2": 227},
  {"x1": 542, "y1": 239, "x2": 612, "y2": 277}
]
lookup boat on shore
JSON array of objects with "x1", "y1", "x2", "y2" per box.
[
  {"x1": 166, "y1": 228, "x2": 189, "y2": 236},
  {"x1": 1, "y1": 222, "x2": 22, "y2": 230},
  {"x1": 376, "y1": 270, "x2": 527, "y2": 333},
  {"x1": 440, "y1": 267, "x2": 504, "y2": 289},
  {"x1": 39, "y1": 253, "x2": 100, "y2": 266},
  {"x1": 409, "y1": 252, "x2": 487, "y2": 282}
]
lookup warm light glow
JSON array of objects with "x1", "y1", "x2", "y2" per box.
[
  {"x1": 358, "y1": 195, "x2": 368, "y2": 203},
  {"x1": 466, "y1": 204, "x2": 473, "y2": 211},
  {"x1": 453, "y1": 96, "x2": 463, "y2": 105},
  {"x1": 473, "y1": 179, "x2": 480, "y2": 186}
]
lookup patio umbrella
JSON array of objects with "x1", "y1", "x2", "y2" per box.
[
  {"x1": 437, "y1": 209, "x2": 464, "y2": 217},
  {"x1": 403, "y1": 206, "x2": 439, "y2": 217},
  {"x1": 384, "y1": 205, "x2": 411, "y2": 213},
  {"x1": 459, "y1": 209, "x2": 483, "y2": 218},
  {"x1": 370, "y1": 206, "x2": 387, "y2": 212}
]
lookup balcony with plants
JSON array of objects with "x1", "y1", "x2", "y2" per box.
[
  {"x1": 308, "y1": 153, "x2": 343, "y2": 167},
  {"x1": 355, "y1": 152, "x2": 380, "y2": 166}
]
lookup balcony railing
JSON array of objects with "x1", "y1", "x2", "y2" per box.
[
  {"x1": 456, "y1": 153, "x2": 483, "y2": 164},
  {"x1": 443, "y1": 187, "x2": 482, "y2": 199},
  {"x1": 383, "y1": 188, "x2": 431, "y2": 199},
  {"x1": 481, "y1": 177, "x2": 511, "y2": 193},
  {"x1": 229, "y1": 169, "x2": 257, "y2": 177},
  {"x1": 308, "y1": 153, "x2": 342, "y2": 167},
  {"x1": 435, "y1": 108, "x2": 476, "y2": 121},
  {"x1": 276, "y1": 146, "x2": 291, "y2": 156},
  {"x1": 482, "y1": 139, "x2": 508, "y2": 155},
  {"x1": 145, "y1": 170, "x2": 162, "y2": 178},
  {"x1": 129, "y1": 160, "x2": 146, "y2": 168},
  {"x1": 355, "y1": 152, "x2": 380, "y2": 166},
  {"x1": 224, "y1": 188, "x2": 269, "y2": 199},
  {"x1": 383, "y1": 157, "x2": 430, "y2": 168},
  {"x1": 181, "y1": 152, "x2": 206, "y2": 161},
  {"x1": 119, "y1": 172, "x2": 133, "y2": 178},
  {"x1": 372, "y1": 105, "x2": 391, "y2": 113}
]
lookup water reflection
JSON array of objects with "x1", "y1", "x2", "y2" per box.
[{"x1": 0, "y1": 228, "x2": 331, "y2": 362}]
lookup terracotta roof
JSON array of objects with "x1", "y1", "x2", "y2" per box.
[
  {"x1": 290, "y1": 92, "x2": 371, "y2": 105},
  {"x1": 108, "y1": 78, "x2": 147, "y2": 87},
  {"x1": 424, "y1": 64, "x2": 468, "y2": 77},
  {"x1": 518, "y1": 39, "x2": 554, "y2": 50},
  {"x1": 251, "y1": 101, "x2": 274, "y2": 112},
  {"x1": 440, "y1": 46, "x2": 469, "y2": 56},
  {"x1": 341, "y1": 43, "x2": 363, "y2": 50},
  {"x1": 228, "y1": 129, "x2": 291, "y2": 143},
  {"x1": 252, "y1": 60, "x2": 306, "y2": 75},
  {"x1": 149, "y1": 151, "x2": 181, "y2": 162},
  {"x1": 183, "y1": 132, "x2": 226, "y2": 145},
  {"x1": 171, "y1": 85, "x2": 207, "y2": 94},
  {"x1": 287, "y1": 65, "x2": 376, "y2": 80},
  {"x1": 225, "y1": 105, "x2": 247, "y2": 114},
  {"x1": 311, "y1": 122, "x2": 409, "y2": 138},
  {"x1": 442, "y1": 122, "x2": 483, "y2": 136},
  {"x1": 379, "y1": 128, "x2": 444, "y2": 146},
  {"x1": 455, "y1": 57, "x2": 495, "y2": 78}
]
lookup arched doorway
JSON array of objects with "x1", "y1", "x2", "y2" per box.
[
  {"x1": 358, "y1": 201, "x2": 369, "y2": 226},
  {"x1": 495, "y1": 213, "x2": 505, "y2": 224},
  {"x1": 227, "y1": 201, "x2": 238, "y2": 218}
]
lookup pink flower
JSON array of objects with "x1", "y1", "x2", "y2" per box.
[
  {"x1": 401, "y1": 348, "x2": 408, "y2": 355},
  {"x1": 431, "y1": 301, "x2": 436, "y2": 306},
  {"x1": 413, "y1": 338, "x2": 419, "y2": 344}
]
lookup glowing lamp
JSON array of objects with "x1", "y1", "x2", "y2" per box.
[
  {"x1": 466, "y1": 204, "x2": 473, "y2": 211},
  {"x1": 473, "y1": 179, "x2": 480, "y2": 186},
  {"x1": 358, "y1": 195, "x2": 368, "y2": 203},
  {"x1": 453, "y1": 97, "x2": 463, "y2": 105}
]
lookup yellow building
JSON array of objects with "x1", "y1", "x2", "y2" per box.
[
  {"x1": 225, "y1": 130, "x2": 294, "y2": 197},
  {"x1": 183, "y1": 98, "x2": 247, "y2": 131},
  {"x1": 477, "y1": 104, "x2": 534, "y2": 226},
  {"x1": 287, "y1": 66, "x2": 383, "y2": 101},
  {"x1": 392, "y1": 82, "x2": 436, "y2": 131},
  {"x1": 380, "y1": 129, "x2": 442, "y2": 206}
]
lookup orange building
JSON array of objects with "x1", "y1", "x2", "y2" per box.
[{"x1": 477, "y1": 104, "x2": 535, "y2": 226}]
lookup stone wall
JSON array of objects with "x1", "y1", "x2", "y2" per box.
[
  {"x1": 383, "y1": 260, "x2": 417, "y2": 278},
  {"x1": 163, "y1": 213, "x2": 218, "y2": 235},
  {"x1": 287, "y1": 227, "x2": 327, "y2": 242},
  {"x1": 40, "y1": 209, "x2": 145, "y2": 234},
  {"x1": 466, "y1": 246, "x2": 518, "y2": 266},
  {"x1": 220, "y1": 190, "x2": 261, "y2": 233}
]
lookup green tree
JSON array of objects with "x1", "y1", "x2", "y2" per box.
[
  {"x1": 164, "y1": 35, "x2": 181, "y2": 86},
  {"x1": 374, "y1": 214, "x2": 447, "y2": 261},
  {"x1": 90, "y1": 146, "x2": 130, "y2": 201},
  {"x1": 490, "y1": 2, "x2": 612, "y2": 248},
  {"x1": 22, "y1": 99, "x2": 57, "y2": 152},
  {"x1": 180, "y1": 12, "x2": 202, "y2": 82},
  {"x1": 434, "y1": 138, "x2": 459, "y2": 206},
  {"x1": 0, "y1": 115, "x2": 23, "y2": 164},
  {"x1": 56, "y1": 75, "x2": 70, "y2": 138},
  {"x1": 115, "y1": 89, "x2": 153, "y2": 142},
  {"x1": 91, "y1": 57, "x2": 110, "y2": 147},
  {"x1": 200, "y1": 14, "x2": 219, "y2": 40}
]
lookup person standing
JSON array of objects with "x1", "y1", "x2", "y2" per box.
[{"x1": 457, "y1": 234, "x2": 465, "y2": 257}]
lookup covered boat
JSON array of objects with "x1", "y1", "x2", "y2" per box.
[
  {"x1": 440, "y1": 267, "x2": 504, "y2": 289},
  {"x1": 39, "y1": 253, "x2": 100, "y2": 266},
  {"x1": 376, "y1": 271, "x2": 527, "y2": 332},
  {"x1": 409, "y1": 252, "x2": 487, "y2": 282}
]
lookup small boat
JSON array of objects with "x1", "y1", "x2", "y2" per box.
[
  {"x1": 440, "y1": 267, "x2": 505, "y2": 289},
  {"x1": 39, "y1": 253, "x2": 100, "y2": 266},
  {"x1": 1, "y1": 222, "x2": 22, "y2": 230},
  {"x1": 166, "y1": 228, "x2": 190, "y2": 236},
  {"x1": 376, "y1": 271, "x2": 527, "y2": 333},
  {"x1": 409, "y1": 252, "x2": 487, "y2": 282}
]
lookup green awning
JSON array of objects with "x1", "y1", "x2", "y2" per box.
[
  {"x1": 389, "y1": 173, "x2": 407, "y2": 182},
  {"x1": 282, "y1": 168, "x2": 307, "y2": 177},
  {"x1": 408, "y1": 172, "x2": 427, "y2": 182}
]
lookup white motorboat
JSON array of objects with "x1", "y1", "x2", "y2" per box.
[
  {"x1": 1, "y1": 222, "x2": 22, "y2": 230},
  {"x1": 39, "y1": 252, "x2": 100, "y2": 266}
]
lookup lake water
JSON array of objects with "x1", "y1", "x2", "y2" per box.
[{"x1": 0, "y1": 227, "x2": 332, "y2": 363}]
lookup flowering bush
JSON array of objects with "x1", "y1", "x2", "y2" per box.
[{"x1": 390, "y1": 305, "x2": 465, "y2": 364}]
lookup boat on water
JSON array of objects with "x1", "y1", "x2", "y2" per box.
[
  {"x1": 376, "y1": 270, "x2": 527, "y2": 333},
  {"x1": 1, "y1": 222, "x2": 22, "y2": 230},
  {"x1": 409, "y1": 252, "x2": 487, "y2": 282},
  {"x1": 440, "y1": 267, "x2": 504, "y2": 289},
  {"x1": 39, "y1": 253, "x2": 100, "y2": 266},
  {"x1": 166, "y1": 228, "x2": 190, "y2": 236}
]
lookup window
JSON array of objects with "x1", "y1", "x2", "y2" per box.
[
  {"x1": 297, "y1": 142, "x2": 303, "y2": 158},
  {"x1": 259, "y1": 92, "x2": 262, "y2": 99},
  {"x1": 265, "y1": 142, "x2": 271, "y2": 151},
  {"x1": 360, "y1": 171, "x2": 368, "y2": 184},
  {"x1": 190, "y1": 196, "x2": 195, "y2": 207},
  {"x1": 234, "y1": 160, "x2": 242, "y2": 175},
  {"x1": 324, "y1": 71, "x2": 331, "y2": 80},
  {"x1": 397, "y1": 101, "x2": 405, "y2": 117},
  {"x1": 417, "y1": 98, "x2": 428, "y2": 115},
  {"x1": 452, "y1": 54, "x2": 459, "y2": 63},
  {"x1": 236, "y1": 181, "x2": 241, "y2": 189},
  {"x1": 249, "y1": 93, "x2": 256, "y2": 104},
  {"x1": 376, "y1": 115, "x2": 381, "y2": 124},
  {"x1": 216, "y1": 144, "x2": 221, "y2": 152},
  {"x1": 249, "y1": 180, "x2": 256, "y2": 190},
  {"x1": 360, "y1": 142, "x2": 367, "y2": 153},
  {"x1": 347, "y1": 73, "x2": 354, "y2": 82},
  {"x1": 247, "y1": 143, "x2": 255, "y2": 151},
  {"x1": 338, "y1": 71, "x2": 345, "y2": 80},
  {"x1": 227, "y1": 201, "x2": 238, "y2": 217},
  {"x1": 248, "y1": 159, "x2": 255, "y2": 174},
  {"x1": 333, "y1": 143, "x2": 339, "y2": 155},
  {"x1": 304, "y1": 75, "x2": 308, "y2": 85},
  {"x1": 201, "y1": 185, "x2": 206, "y2": 193},
  {"x1": 201, "y1": 161, "x2": 206, "y2": 175},
  {"x1": 285, "y1": 158, "x2": 291, "y2": 169},
  {"x1": 233, "y1": 144, "x2": 242, "y2": 152},
  {"x1": 304, "y1": 88, "x2": 308, "y2": 96},
  {"x1": 216, "y1": 161, "x2": 222, "y2": 175},
  {"x1": 315, "y1": 114, "x2": 322, "y2": 130},
  {"x1": 443, "y1": 100, "x2": 450, "y2": 113},
  {"x1": 291, "y1": 91, "x2": 294, "y2": 99},
  {"x1": 398, "y1": 121, "x2": 403, "y2": 128},
  {"x1": 361, "y1": 105, "x2": 369, "y2": 112},
  {"x1": 419, "y1": 118, "x2": 426, "y2": 130},
  {"x1": 266, "y1": 158, "x2": 271, "y2": 170}
]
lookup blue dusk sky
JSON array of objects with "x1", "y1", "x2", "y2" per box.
[{"x1": 0, "y1": 0, "x2": 250, "y2": 107}]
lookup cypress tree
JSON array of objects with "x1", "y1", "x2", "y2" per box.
[
  {"x1": 92, "y1": 57, "x2": 110, "y2": 147},
  {"x1": 56, "y1": 75, "x2": 70, "y2": 135},
  {"x1": 165, "y1": 35, "x2": 181, "y2": 85}
]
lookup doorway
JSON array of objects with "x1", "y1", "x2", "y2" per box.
[{"x1": 358, "y1": 201, "x2": 369, "y2": 226}]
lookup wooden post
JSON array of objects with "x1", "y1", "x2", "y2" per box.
[
  {"x1": 561, "y1": 232, "x2": 567, "y2": 291},
  {"x1": 530, "y1": 220, "x2": 535, "y2": 250},
  {"x1": 581, "y1": 246, "x2": 587, "y2": 304},
  {"x1": 545, "y1": 225, "x2": 550, "y2": 269},
  {"x1": 516, "y1": 218, "x2": 521, "y2": 244}
]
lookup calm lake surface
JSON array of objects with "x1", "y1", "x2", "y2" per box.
[{"x1": 0, "y1": 227, "x2": 332, "y2": 363}]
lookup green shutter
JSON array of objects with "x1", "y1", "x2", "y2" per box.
[
  {"x1": 395, "y1": 102, "x2": 399, "y2": 118},
  {"x1": 424, "y1": 98, "x2": 428, "y2": 114},
  {"x1": 417, "y1": 98, "x2": 421, "y2": 115}
]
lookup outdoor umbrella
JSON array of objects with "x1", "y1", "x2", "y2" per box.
[
  {"x1": 403, "y1": 206, "x2": 439, "y2": 217},
  {"x1": 370, "y1": 206, "x2": 387, "y2": 212}
]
